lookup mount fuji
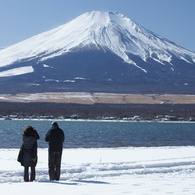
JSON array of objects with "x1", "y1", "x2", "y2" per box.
[{"x1": 0, "y1": 11, "x2": 195, "y2": 94}]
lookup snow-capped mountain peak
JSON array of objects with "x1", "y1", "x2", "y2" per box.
[
  {"x1": 1, "y1": 11, "x2": 195, "y2": 73},
  {"x1": 0, "y1": 11, "x2": 195, "y2": 95}
]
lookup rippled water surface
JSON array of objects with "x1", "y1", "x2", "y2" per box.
[{"x1": 0, "y1": 120, "x2": 195, "y2": 148}]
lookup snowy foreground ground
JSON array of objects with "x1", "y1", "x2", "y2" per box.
[{"x1": 1, "y1": 147, "x2": 195, "y2": 195}]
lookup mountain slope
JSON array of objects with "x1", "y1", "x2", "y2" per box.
[{"x1": 0, "y1": 11, "x2": 195, "y2": 94}]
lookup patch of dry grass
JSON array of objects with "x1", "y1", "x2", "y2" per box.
[{"x1": 0, "y1": 92, "x2": 195, "y2": 104}]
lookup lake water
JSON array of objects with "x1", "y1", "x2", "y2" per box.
[{"x1": 0, "y1": 120, "x2": 195, "y2": 148}]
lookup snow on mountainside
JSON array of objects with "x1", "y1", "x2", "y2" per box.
[
  {"x1": 0, "y1": 11, "x2": 195, "y2": 94},
  {"x1": 0, "y1": 11, "x2": 195, "y2": 74}
]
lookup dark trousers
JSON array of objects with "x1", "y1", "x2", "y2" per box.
[
  {"x1": 48, "y1": 151, "x2": 62, "y2": 181},
  {"x1": 24, "y1": 166, "x2": 35, "y2": 182}
]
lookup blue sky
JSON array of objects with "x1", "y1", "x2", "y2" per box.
[{"x1": 0, "y1": 0, "x2": 194, "y2": 51}]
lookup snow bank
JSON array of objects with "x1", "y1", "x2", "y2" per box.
[{"x1": 0, "y1": 147, "x2": 195, "y2": 194}]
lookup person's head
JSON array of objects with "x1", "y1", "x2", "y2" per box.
[
  {"x1": 23, "y1": 126, "x2": 34, "y2": 136},
  {"x1": 52, "y1": 122, "x2": 59, "y2": 128}
]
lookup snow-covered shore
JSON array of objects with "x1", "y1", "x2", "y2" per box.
[{"x1": 1, "y1": 147, "x2": 195, "y2": 194}]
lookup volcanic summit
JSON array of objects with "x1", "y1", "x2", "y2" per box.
[{"x1": 0, "y1": 11, "x2": 195, "y2": 94}]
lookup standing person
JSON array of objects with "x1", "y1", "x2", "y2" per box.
[
  {"x1": 45, "y1": 122, "x2": 65, "y2": 181},
  {"x1": 17, "y1": 126, "x2": 40, "y2": 182}
]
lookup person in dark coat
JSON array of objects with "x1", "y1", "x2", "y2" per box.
[
  {"x1": 45, "y1": 122, "x2": 65, "y2": 181},
  {"x1": 18, "y1": 126, "x2": 40, "y2": 182}
]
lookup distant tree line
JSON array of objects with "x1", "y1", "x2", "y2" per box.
[{"x1": 0, "y1": 102, "x2": 195, "y2": 120}]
